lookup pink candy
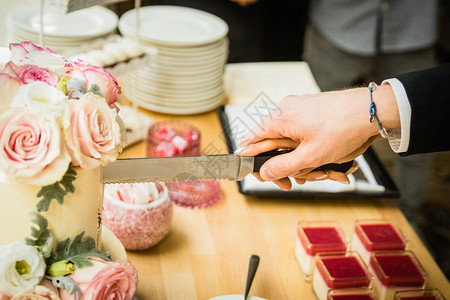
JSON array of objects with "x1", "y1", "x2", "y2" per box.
[{"x1": 150, "y1": 125, "x2": 199, "y2": 157}]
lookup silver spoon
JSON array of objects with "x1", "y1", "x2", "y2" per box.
[{"x1": 242, "y1": 255, "x2": 260, "y2": 300}]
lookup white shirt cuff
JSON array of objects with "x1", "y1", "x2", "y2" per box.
[{"x1": 381, "y1": 78, "x2": 411, "y2": 153}]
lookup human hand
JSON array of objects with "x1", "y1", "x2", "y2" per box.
[
  {"x1": 237, "y1": 86, "x2": 398, "y2": 190},
  {"x1": 230, "y1": 0, "x2": 259, "y2": 7}
]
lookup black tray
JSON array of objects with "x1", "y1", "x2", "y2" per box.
[{"x1": 217, "y1": 106, "x2": 400, "y2": 198}]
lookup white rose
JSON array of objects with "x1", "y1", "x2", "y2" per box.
[
  {"x1": 11, "y1": 81, "x2": 67, "y2": 118},
  {"x1": 0, "y1": 241, "x2": 46, "y2": 296}
]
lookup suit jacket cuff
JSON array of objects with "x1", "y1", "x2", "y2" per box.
[{"x1": 381, "y1": 78, "x2": 411, "y2": 153}]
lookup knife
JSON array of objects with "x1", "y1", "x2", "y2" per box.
[{"x1": 103, "y1": 149, "x2": 354, "y2": 184}]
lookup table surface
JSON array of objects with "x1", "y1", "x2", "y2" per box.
[{"x1": 118, "y1": 105, "x2": 450, "y2": 300}]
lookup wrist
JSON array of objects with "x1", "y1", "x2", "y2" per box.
[{"x1": 372, "y1": 84, "x2": 401, "y2": 132}]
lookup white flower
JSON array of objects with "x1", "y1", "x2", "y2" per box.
[
  {"x1": 11, "y1": 81, "x2": 67, "y2": 118},
  {"x1": 0, "y1": 241, "x2": 46, "y2": 296}
]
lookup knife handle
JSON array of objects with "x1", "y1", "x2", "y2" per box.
[{"x1": 252, "y1": 149, "x2": 354, "y2": 174}]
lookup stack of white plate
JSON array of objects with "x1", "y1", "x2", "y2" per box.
[
  {"x1": 119, "y1": 5, "x2": 229, "y2": 115},
  {"x1": 5, "y1": 4, "x2": 118, "y2": 55}
]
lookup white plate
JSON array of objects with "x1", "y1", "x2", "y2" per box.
[
  {"x1": 130, "y1": 82, "x2": 224, "y2": 101},
  {"x1": 133, "y1": 69, "x2": 224, "y2": 86},
  {"x1": 119, "y1": 6, "x2": 228, "y2": 46},
  {"x1": 7, "y1": 4, "x2": 118, "y2": 38}
]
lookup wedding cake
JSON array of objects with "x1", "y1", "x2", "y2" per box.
[{"x1": 0, "y1": 42, "x2": 137, "y2": 300}]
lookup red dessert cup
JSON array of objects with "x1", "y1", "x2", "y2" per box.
[
  {"x1": 295, "y1": 220, "x2": 348, "y2": 281},
  {"x1": 369, "y1": 250, "x2": 428, "y2": 300},
  {"x1": 313, "y1": 252, "x2": 372, "y2": 300}
]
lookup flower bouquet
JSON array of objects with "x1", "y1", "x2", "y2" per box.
[{"x1": 0, "y1": 42, "x2": 137, "y2": 299}]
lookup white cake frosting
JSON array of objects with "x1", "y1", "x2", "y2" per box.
[{"x1": 0, "y1": 167, "x2": 103, "y2": 247}]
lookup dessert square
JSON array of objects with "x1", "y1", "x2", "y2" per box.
[
  {"x1": 351, "y1": 218, "x2": 407, "y2": 264},
  {"x1": 295, "y1": 220, "x2": 348, "y2": 281},
  {"x1": 369, "y1": 251, "x2": 427, "y2": 300},
  {"x1": 327, "y1": 288, "x2": 376, "y2": 300},
  {"x1": 394, "y1": 289, "x2": 445, "y2": 300},
  {"x1": 312, "y1": 252, "x2": 371, "y2": 300}
]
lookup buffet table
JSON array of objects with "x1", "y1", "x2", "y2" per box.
[{"x1": 118, "y1": 62, "x2": 450, "y2": 299}]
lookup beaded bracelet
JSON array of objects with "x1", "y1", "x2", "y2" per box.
[{"x1": 368, "y1": 82, "x2": 389, "y2": 138}]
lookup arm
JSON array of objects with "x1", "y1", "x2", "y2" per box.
[{"x1": 237, "y1": 84, "x2": 400, "y2": 190}]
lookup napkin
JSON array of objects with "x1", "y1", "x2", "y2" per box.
[{"x1": 117, "y1": 104, "x2": 153, "y2": 147}]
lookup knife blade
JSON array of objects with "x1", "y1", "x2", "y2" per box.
[{"x1": 103, "y1": 149, "x2": 354, "y2": 184}]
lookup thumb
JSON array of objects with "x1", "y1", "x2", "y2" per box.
[{"x1": 259, "y1": 145, "x2": 314, "y2": 181}]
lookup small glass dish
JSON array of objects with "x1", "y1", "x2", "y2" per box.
[
  {"x1": 102, "y1": 182, "x2": 172, "y2": 250},
  {"x1": 166, "y1": 180, "x2": 221, "y2": 209},
  {"x1": 147, "y1": 120, "x2": 200, "y2": 157}
]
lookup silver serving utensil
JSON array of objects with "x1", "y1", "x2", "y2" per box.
[{"x1": 243, "y1": 255, "x2": 260, "y2": 300}]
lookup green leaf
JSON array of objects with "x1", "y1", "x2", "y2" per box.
[
  {"x1": 25, "y1": 212, "x2": 51, "y2": 247},
  {"x1": 51, "y1": 276, "x2": 81, "y2": 300},
  {"x1": 86, "y1": 84, "x2": 101, "y2": 96},
  {"x1": 36, "y1": 165, "x2": 77, "y2": 212},
  {"x1": 46, "y1": 232, "x2": 111, "y2": 269}
]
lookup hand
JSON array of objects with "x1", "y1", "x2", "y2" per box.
[{"x1": 237, "y1": 85, "x2": 399, "y2": 190}]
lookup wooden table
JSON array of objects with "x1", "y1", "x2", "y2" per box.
[{"x1": 118, "y1": 107, "x2": 450, "y2": 300}]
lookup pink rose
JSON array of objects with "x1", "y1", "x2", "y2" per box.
[
  {"x1": 0, "y1": 293, "x2": 11, "y2": 300},
  {"x1": 62, "y1": 93, "x2": 126, "y2": 169},
  {"x1": 0, "y1": 107, "x2": 71, "y2": 185},
  {"x1": 10, "y1": 279, "x2": 60, "y2": 300},
  {"x1": 69, "y1": 60, "x2": 121, "y2": 105},
  {"x1": 0, "y1": 73, "x2": 20, "y2": 114},
  {"x1": 2, "y1": 62, "x2": 59, "y2": 86},
  {"x1": 8, "y1": 42, "x2": 55, "y2": 65},
  {"x1": 60, "y1": 257, "x2": 137, "y2": 300}
]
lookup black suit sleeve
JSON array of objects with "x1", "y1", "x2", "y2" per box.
[{"x1": 394, "y1": 63, "x2": 450, "y2": 155}]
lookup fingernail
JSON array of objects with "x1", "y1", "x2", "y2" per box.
[
  {"x1": 338, "y1": 179, "x2": 350, "y2": 184},
  {"x1": 315, "y1": 174, "x2": 328, "y2": 180},
  {"x1": 234, "y1": 146, "x2": 248, "y2": 155},
  {"x1": 261, "y1": 167, "x2": 275, "y2": 180}
]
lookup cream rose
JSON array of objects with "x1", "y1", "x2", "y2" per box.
[
  {"x1": 0, "y1": 241, "x2": 46, "y2": 296},
  {"x1": 59, "y1": 257, "x2": 137, "y2": 300},
  {"x1": 0, "y1": 107, "x2": 71, "y2": 185},
  {"x1": 63, "y1": 93, "x2": 126, "y2": 169},
  {"x1": 10, "y1": 280, "x2": 60, "y2": 300},
  {"x1": 0, "y1": 73, "x2": 20, "y2": 114},
  {"x1": 11, "y1": 82, "x2": 67, "y2": 118}
]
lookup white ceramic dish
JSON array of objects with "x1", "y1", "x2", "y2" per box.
[
  {"x1": 118, "y1": 6, "x2": 228, "y2": 46},
  {"x1": 209, "y1": 295, "x2": 265, "y2": 300},
  {"x1": 7, "y1": 4, "x2": 118, "y2": 38}
]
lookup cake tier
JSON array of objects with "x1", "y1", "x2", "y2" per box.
[{"x1": 0, "y1": 167, "x2": 103, "y2": 247}]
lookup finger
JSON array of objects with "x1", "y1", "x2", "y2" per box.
[
  {"x1": 295, "y1": 170, "x2": 329, "y2": 181},
  {"x1": 294, "y1": 178, "x2": 306, "y2": 185},
  {"x1": 345, "y1": 165, "x2": 359, "y2": 175},
  {"x1": 259, "y1": 144, "x2": 317, "y2": 181},
  {"x1": 326, "y1": 170, "x2": 351, "y2": 184},
  {"x1": 272, "y1": 177, "x2": 293, "y2": 191},
  {"x1": 251, "y1": 172, "x2": 265, "y2": 182},
  {"x1": 235, "y1": 138, "x2": 299, "y2": 156}
]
